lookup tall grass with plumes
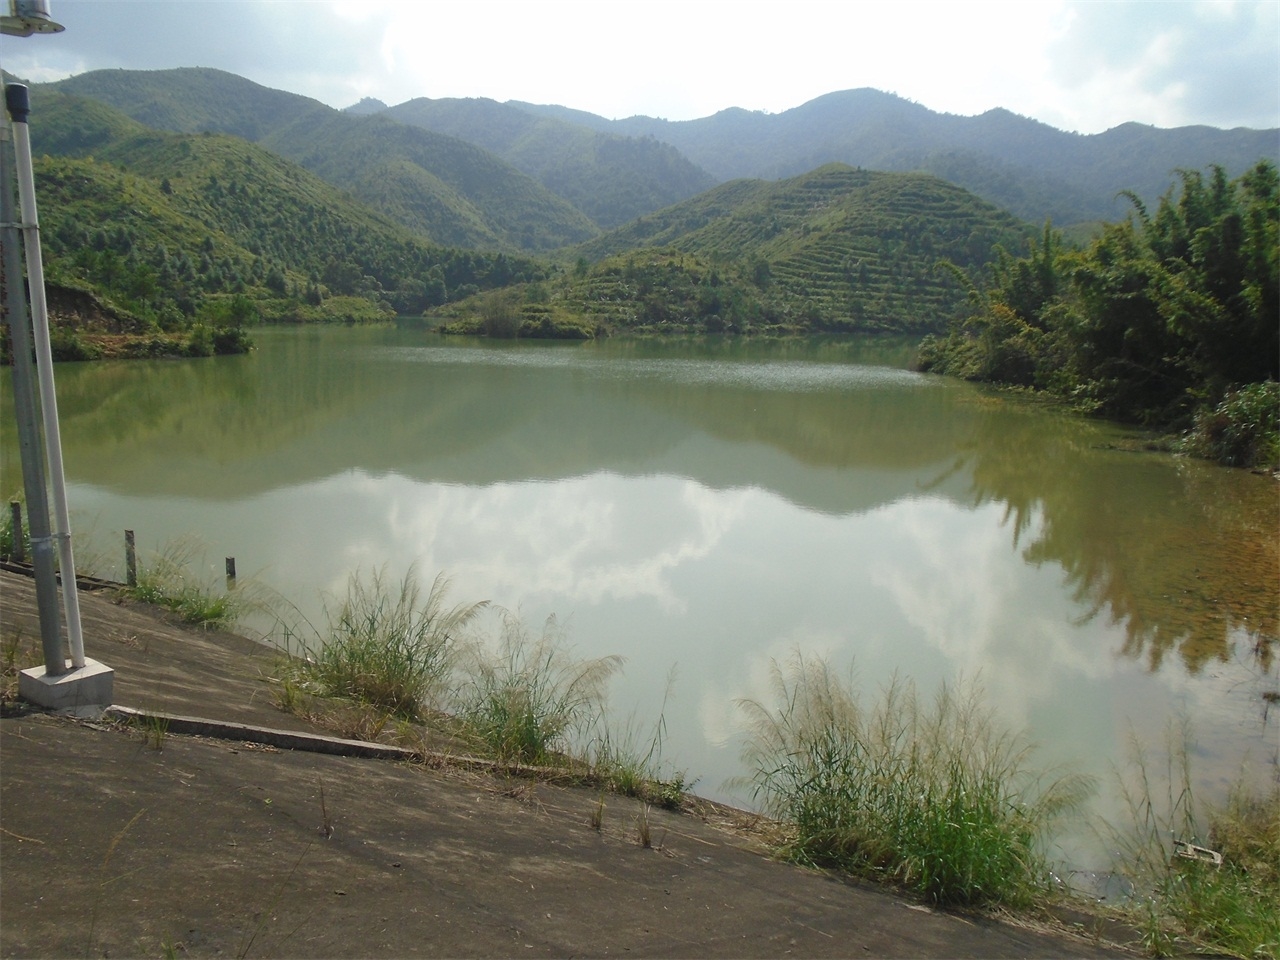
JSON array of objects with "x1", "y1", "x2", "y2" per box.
[
  {"x1": 288, "y1": 567, "x2": 484, "y2": 722},
  {"x1": 1108, "y1": 724, "x2": 1279, "y2": 958},
  {"x1": 456, "y1": 611, "x2": 623, "y2": 764},
  {"x1": 737, "y1": 653, "x2": 1092, "y2": 907}
]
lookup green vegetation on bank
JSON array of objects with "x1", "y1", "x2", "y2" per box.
[
  {"x1": 1109, "y1": 726, "x2": 1280, "y2": 958},
  {"x1": 272, "y1": 568, "x2": 684, "y2": 804},
  {"x1": 737, "y1": 654, "x2": 1091, "y2": 907},
  {"x1": 918, "y1": 162, "x2": 1279, "y2": 468},
  {"x1": 117, "y1": 540, "x2": 241, "y2": 629},
  {"x1": 282, "y1": 568, "x2": 485, "y2": 722}
]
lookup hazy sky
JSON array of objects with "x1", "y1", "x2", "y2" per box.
[{"x1": 2, "y1": 0, "x2": 1277, "y2": 133}]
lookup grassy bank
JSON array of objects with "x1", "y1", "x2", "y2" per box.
[
  {"x1": 1108, "y1": 726, "x2": 1280, "y2": 958},
  {"x1": 736, "y1": 653, "x2": 1092, "y2": 908},
  {"x1": 269, "y1": 568, "x2": 684, "y2": 805},
  {"x1": 116, "y1": 539, "x2": 242, "y2": 629}
]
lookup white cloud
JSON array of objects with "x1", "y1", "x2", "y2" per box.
[
  {"x1": 1, "y1": 0, "x2": 1272, "y2": 131},
  {"x1": 1045, "y1": 0, "x2": 1280, "y2": 130}
]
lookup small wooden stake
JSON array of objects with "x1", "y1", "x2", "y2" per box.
[
  {"x1": 8, "y1": 501, "x2": 23, "y2": 563},
  {"x1": 125, "y1": 529, "x2": 137, "y2": 587},
  {"x1": 225, "y1": 556, "x2": 236, "y2": 590}
]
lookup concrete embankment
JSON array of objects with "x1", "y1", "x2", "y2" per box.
[{"x1": 0, "y1": 570, "x2": 1139, "y2": 958}]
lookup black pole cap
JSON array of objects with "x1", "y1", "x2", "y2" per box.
[{"x1": 5, "y1": 83, "x2": 30, "y2": 124}]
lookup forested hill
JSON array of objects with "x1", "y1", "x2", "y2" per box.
[
  {"x1": 46, "y1": 68, "x2": 597, "y2": 252},
  {"x1": 15, "y1": 88, "x2": 547, "y2": 357},
  {"x1": 435, "y1": 165, "x2": 1032, "y2": 338},
  {"x1": 580, "y1": 164, "x2": 1029, "y2": 333},
  {"x1": 381, "y1": 97, "x2": 717, "y2": 230},
  {"x1": 513, "y1": 88, "x2": 1279, "y2": 226}
]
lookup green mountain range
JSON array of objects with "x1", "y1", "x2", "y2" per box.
[
  {"x1": 379, "y1": 97, "x2": 716, "y2": 230},
  {"x1": 49, "y1": 68, "x2": 597, "y2": 252},
  {"x1": 516, "y1": 88, "x2": 1278, "y2": 225},
  {"x1": 10, "y1": 66, "x2": 1274, "y2": 348},
  {"x1": 15, "y1": 87, "x2": 547, "y2": 355},
  {"x1": 46, "y1": 68, "x2": 1278, "y2": 242}
]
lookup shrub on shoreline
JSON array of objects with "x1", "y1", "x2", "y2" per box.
[{"x1": 1179, "y1": 381, "x2": 1280, "y2": 470}]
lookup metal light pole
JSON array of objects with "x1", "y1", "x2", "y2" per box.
[
  {"x1": 3, "y1": 0, "x2": 112, "y2": 713},
  {"x1": 7, "y1": 82, "x2": 86, "y2": 667},
  {"x1": 1, "y1": 86, "x2": 62, "y2": 672}
]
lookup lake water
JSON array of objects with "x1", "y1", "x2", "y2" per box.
[{"x1": 3, "y1": 324, "x2": 1276, "y2": 875}]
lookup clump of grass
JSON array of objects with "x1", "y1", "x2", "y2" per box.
[
  {"x1": 737, "y1": 653, "x2": 1092, "y2": 907},
  {"x1": 636, "y1": 803, "x2": 652, "y2": 848},
  {"x1": 284, "y1": 567, "x2": 484, "y2": 723},
  {"x1": 119, "y1": 539, "x2": 241, "y2": 629},
  {"x1": 586, "y1": 670, "x2": 690, "y2": 809},
  {"x1": 456, "y1": 612, "x2": 623, "y2": 765},
  {"x1": 1108, "y1": 724, "x2": 1280, "y2": 958},
  {"x1": 2, "y1": 630, "x2": 42, "y2": 704},
  {"x1": 135, "y1": 713, "x2": 169, "y2": 751}
]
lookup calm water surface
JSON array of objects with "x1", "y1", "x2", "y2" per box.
[{"x1": 4, "y1": 325, "x2": 1276, "y2": 872}]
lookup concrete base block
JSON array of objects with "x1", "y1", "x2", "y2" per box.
[{"x1": 19, "y1": 658, "x2": 114, "y2": 717}]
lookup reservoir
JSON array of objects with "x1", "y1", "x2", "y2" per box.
[{"x1": 4, "y1": 324, "x2": 1275, "y2": 874}]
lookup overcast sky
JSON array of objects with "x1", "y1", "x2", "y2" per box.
[{"x1": 2, "y1": 0, "x2": 1276, "y2": 133}]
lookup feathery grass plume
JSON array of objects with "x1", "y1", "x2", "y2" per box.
[
  {"x1": 298, "y1": 566, "x2": 485, "y2": 722},
  {"x1": 1108, "y1": 722, "x2": 1280, "y2": 958},
  {"x1": 737, "y1": 652, "x2": 1092, "y2": 907},
  {"x1": 456, "y1": 611, "x2": 623, "y2": 765}
]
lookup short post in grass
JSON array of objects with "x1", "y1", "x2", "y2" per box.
[
  {"x1": 125, "y1": 530, "x2": 137, "y2": 587},
  {"x1": 8, "y1": 501, "x2": 23, "y2": 562},
  {"x1": 225, "y1": 556, "x2": 236, "y2": 590}
]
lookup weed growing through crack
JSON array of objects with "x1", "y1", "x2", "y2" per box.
[
  {"x1": 236, "y1": 842, "x2": 313, "y2": 959},
  {"x1": 589, "y1": 793, "x2": 606, "y2": 832},
  {"x1": 136, "y1": 713, "x2": 169, "y2": 751},
  {"x1": 2, "y1": 630, "x2": 41, "y2": 705},
  {"x1": 737, "y1": 652, "x2": 1093, "y2": 908},
  {"x1": 318, "y1": 783, "x2": 334, "y2": 839},
  {"x1": 87, "y1": 809, "x2": 147, "y2": 956}
]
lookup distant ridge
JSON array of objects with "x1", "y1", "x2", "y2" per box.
[
  {"x1": 49, "y1": 68, "x2": 597, "y2": 252},
  {"x1": 513, "y1": 88, "x2": 1278, "y2": 225},
  {"x1": 383, "y1": 96, "x2": 716, "y2": 229},
  {"x1": 46, "y1": 67, "x2": 1278, "y2": 233}
]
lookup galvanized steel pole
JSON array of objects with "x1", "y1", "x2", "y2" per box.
[
  {"x1": 0, "y1": 99, "x2": 65, "y2": 674},
  {"x1": 7, "y1": 83, "x2": 85, "y2": 667}
]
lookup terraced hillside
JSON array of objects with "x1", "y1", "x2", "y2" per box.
[{"x1": 562, "y1": 165, "x2": 1031, "y2": 333}]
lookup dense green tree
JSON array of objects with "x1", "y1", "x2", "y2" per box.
[{"x1": 919, "y1": 162, "x2": 1279, "y2": 464}]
